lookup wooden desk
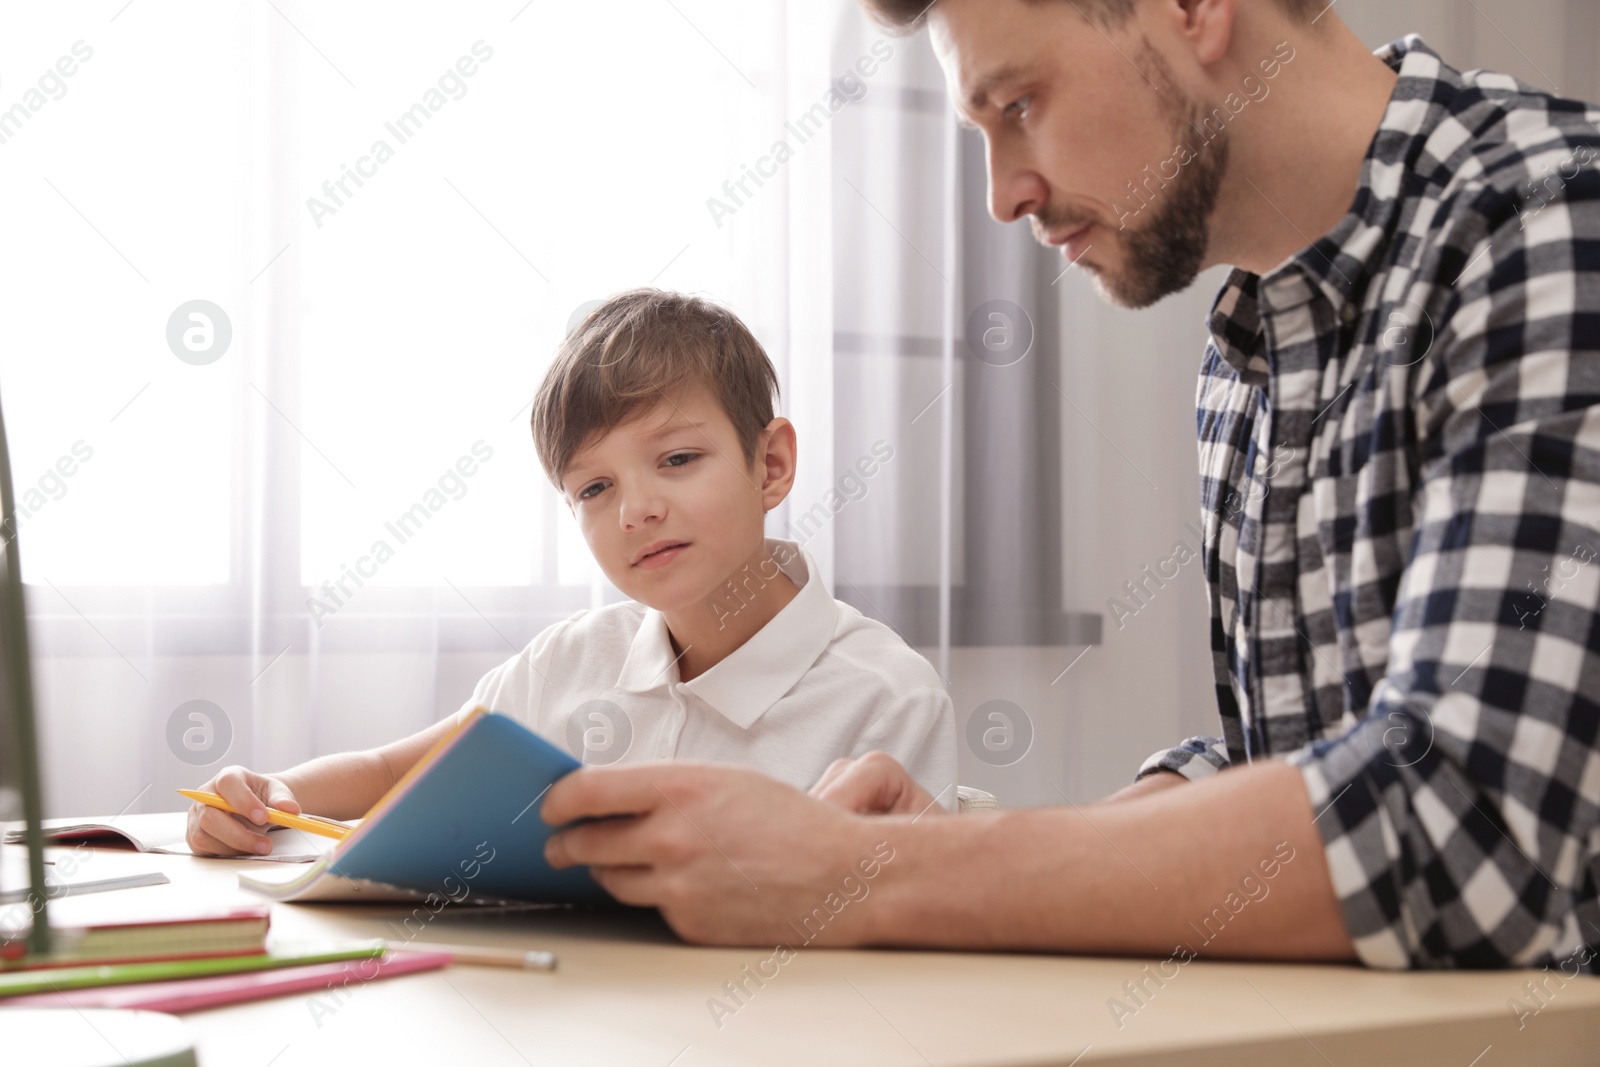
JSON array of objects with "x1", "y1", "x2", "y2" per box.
[{"x1": 6, "y1": 841, "x2": 1600, "y2": 1066}]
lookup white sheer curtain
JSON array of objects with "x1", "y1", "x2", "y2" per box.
[
  {"x1": 2, "y1": 0, "x2": 872, "y2": 816},
  {"x1": 28, "y1": 0, "x2": 1579, "y2": 817},
  {"x1": 823, "y1": 15, "x2": 1099, "y2": 808}
]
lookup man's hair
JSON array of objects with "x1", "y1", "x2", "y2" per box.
[
  {"x1": 861, "y1": 0, "x2": 1325, "y2": 33},
  {"x1": 532, "y1": 288, "x2": 780, "y2": 490}
]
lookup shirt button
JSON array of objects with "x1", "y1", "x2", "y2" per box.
[{"x1": 1340, "y1": 302, "x2": 1358, "y2": 324}]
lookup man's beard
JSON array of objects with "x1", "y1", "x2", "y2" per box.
[
  {"x1": 1039, "y1": 45, "x2": 1230, "y2": 310},
  {"x1": 1105, "y1": 97, "x2": 1229, "y2": 309}
]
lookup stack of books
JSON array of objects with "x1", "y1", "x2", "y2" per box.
[{"x1": 1, "y1": 890, "x2": 273, "y2": 968}]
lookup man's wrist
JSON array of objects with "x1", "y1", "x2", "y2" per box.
[
  {"x1": 855, "y1": 811, "x2": 991, "y2": 947},
  {"x1": 855, "y1": 815, "x2": 920, "y2": 946}
]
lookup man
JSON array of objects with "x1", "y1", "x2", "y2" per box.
[{"x1": 544, "y1": 0, "x2": 1600, "y2": 970}]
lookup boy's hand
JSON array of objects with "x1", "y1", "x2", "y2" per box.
[
  {"x1": 809, "y1": 751, "x2": 945, "y2": 817},
  {"x1": 185, "y1": 765, "x2": 302, "y2": 857}
]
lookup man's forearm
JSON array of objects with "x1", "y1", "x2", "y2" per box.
[
  {"x1": 1101, "y1": 768, "x2": 1188, "y2": 803},
  {"x1": 864, "y1": 760, "x2": 1356, "y2": 960}
]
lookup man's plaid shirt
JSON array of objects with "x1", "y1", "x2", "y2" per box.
[{"x1": 1137, "y1": 34, "x2": 1600, "y2": 969}]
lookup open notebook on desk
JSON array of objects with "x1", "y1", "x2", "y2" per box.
[
  {"x1": 3, "y1": 812, "x2": 339, "y2": 863},
  {"x1": 238, "y1": 707, "x2": 610, "y2": 905}
]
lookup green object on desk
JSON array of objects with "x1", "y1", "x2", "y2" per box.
[
  {"x1": 0, "y1": 939, "x2": 387, "y2": 998},
  {"x1": 0, "y1": 373, "x2": 53, "y2": 958}
]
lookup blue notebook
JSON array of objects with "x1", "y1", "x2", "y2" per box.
[{"x1": 238, "y1": 707, "x2": 609, "y2": 904}]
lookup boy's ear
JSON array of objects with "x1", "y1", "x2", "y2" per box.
[{"x1": 758, "y1": 417, "x2": 797, "y2": 512}]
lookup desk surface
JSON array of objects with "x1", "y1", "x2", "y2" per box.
[{"x1": 5, "y1": 841, "x2": 1600, "y2": 1067}]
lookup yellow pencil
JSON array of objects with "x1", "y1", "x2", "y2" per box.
[{"x1": 177, "y1": 788, "x2": 352, "y2": 841}]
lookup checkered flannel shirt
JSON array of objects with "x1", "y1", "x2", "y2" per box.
[{"x1": 1136, "y1": 34, "x2": 1600, "y2": 969}]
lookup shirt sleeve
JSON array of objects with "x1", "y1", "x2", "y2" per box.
[
  {"x1": 857, "y1": 686, "x2": 959, "y2": 813},
  {"x1": 450, "y1": 617, "x2": 568, "y2": 730},
  {"x1": 1292, "y1": 168, "x2": 1600, "y2": 969},
  {"x1": 1136, "y1": 736, "x2": 1232, "y2": 782}
]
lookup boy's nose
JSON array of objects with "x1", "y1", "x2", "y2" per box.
[{"x1": 617, "y1": 489, "x2": 665, "y2": 530}]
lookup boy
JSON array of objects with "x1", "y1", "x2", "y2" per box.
[{"x1": 188, "y1": 288, "x2": 957, "y2": 857}]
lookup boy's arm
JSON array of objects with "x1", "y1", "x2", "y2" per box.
[
  {"x1": 273, "y1": 619, "x2": 549, "y2": 822},
  {"x1": 274, "y1": 712, "x2": 462, "y2": 821}
]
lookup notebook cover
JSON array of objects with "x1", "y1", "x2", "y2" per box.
[
  {"x1": 238, "y1": 708, "x2": 608, "y2": 905},
  {"x1": 0, "y1": 949, "x2": 452, "y2": 1011}
]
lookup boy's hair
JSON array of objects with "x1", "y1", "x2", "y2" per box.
[
  {"x1": 532, "y1": 288, "x2": 781, "y2": 490},
  {"x1": 861, "y1": 0, "x2": 1326, "y2": 33}
]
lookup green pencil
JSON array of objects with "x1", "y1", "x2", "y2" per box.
[{"x1": 0, "y1": 939, "x2": 388, "y2": 998}]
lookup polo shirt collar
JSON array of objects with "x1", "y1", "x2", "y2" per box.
[
  {"x1": 612, "y1": 537, "x2": 838, "y2": 730},
  {"x1": 1206, "y1": 34, "x2": 1457, "y2": 377}
]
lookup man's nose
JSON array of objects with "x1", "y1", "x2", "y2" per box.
[{"x1": 987, "y1": 141, "x2": 1047, "y2": 224}]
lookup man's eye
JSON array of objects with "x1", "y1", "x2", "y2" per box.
[
  {"x1": 1003, "y1": 95, "x2": 1031, "y2": 122},
  {"x1": 665, "y1": 452, "x2": 699, "y2": 468}
]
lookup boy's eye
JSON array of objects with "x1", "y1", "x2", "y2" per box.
[
  {"x1": 1003, "y1": 95, "x2": 1031, "y2": 122},
  {"x1": 664, "y1": 452, "x2": 699, "y2": 468},
  {"x1": 577, "y1": 481, "x2": 608, "y2": 501}
]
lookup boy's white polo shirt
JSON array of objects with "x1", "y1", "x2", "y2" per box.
[{"x1": 452, "y1": 537, "x2": 957, "y2": 810}]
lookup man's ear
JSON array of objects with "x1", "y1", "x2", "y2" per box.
[
  {"x1": 758, "y1": 417, "x2": 798, "y2": 512},
  {"x1": 1166, "y1": 0, "x2": 1237, "y2": 70}
]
